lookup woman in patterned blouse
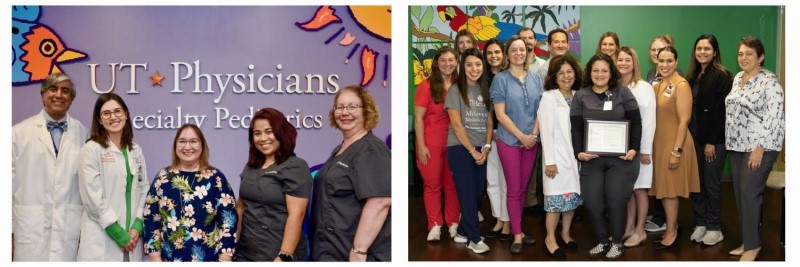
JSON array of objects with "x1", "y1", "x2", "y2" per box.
[
  {"x1": 725, "y1": 36, "x2": 784, "y2": 261},
  {"x1": 142, "y1": 124, "x2": 238, "y2": 261}
]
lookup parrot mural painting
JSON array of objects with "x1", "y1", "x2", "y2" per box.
[{"x1": 12, "y1": 6, "x2": 87, "y2": 85}]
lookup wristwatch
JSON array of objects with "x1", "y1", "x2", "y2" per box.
[
  {"x1": 278, "y1": 251, "x2": 293, "y2": 262},
  {"x1": 673, "y1": 146, "x2": 683, "y2": 154}
]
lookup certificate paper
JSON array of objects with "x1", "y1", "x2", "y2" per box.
[{"x1": 584, "y1": 119, "x2": 629, "y2": 156}]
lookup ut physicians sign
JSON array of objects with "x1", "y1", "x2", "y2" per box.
[{"x1": 11, "y1": 6, "x2": 392, "y2": 189}]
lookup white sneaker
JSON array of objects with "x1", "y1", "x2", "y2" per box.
[
  {"x1": 453, "y1": 234, "x2": 468, "y2": 243},
  {"x1": 427, "y1": 225, "x2": 441, "y2": 241},
  {"x1": 690, "y1": 226, "x2": 707, "y2": 242},
  {"x1": 478, "y1": 211, "x2": 484, "y2": 222},
  {"x1": 645, "y1": 220, "x2": 666, "y2": 232},
  {"x1": 701, "y1": 230, "x2": 724, "y2": 245},
  {"x1": 449, "y1": 223, "x2": 459, "y2": 238},
  {"x1": 467, "y1": 240, "x2": 490, "y2": 254}
]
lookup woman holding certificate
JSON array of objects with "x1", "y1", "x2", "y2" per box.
[{"x1": 569, "y1": 53, "x2": 641, "y2": 260}]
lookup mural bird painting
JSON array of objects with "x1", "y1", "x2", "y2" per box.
[
  {"x1": 12, "y1": 6, "x2": 87, "y2": 85},
  {"x1": 437, "y1": 5, "x2": 548, "y2": 57}
]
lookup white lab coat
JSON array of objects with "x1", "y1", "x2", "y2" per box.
[
  {"x1": 537, "y1": 90, "x2": 580, "y2": 195},
  {"x1": 12, "y1": 110, "x2": 88, "y2": 261},
  {"x1": 78, "y1": 139, "x2": 148, "y2": 261},
  {"x1": 628, "y1": 80, "x2": 656, "y2": 189}
]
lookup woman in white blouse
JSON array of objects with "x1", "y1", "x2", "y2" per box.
[
  {"x1": 616, "y1": 47, "x2": 656, "y2": 247},
  {"x1": 725, "y1": 36, "x2": 784, "y2": 261}
]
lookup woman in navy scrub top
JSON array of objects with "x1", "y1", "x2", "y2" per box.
[
  {"x1": 235, "y1": 108, "x2": 312, "y2": 262},
  {"x1": 310, "y1": 85, "x2": 391, "y2": 261}
]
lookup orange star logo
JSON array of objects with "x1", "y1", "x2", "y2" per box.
[{"x1": 150, "y1": 71, "x2": 165, "y2": 86}]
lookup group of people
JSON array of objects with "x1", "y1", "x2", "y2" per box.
[
  {"x1": 415, "y1": 28, "x2": 784, "y2": 261},
  {"x1": 12, "y1": 73, "x2": 392, "y2": 262}
]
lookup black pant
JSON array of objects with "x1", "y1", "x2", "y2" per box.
[
  {"x1": 689, "y1": 143, "x2": 727, "y2": 230},
  {"x1": 580, "y1": 156, "x2": 639, "y2": 244}
]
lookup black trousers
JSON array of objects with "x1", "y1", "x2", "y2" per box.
[
  {"x1": 689, "y1": 143, "x2": 727, "y2": 230},
  {"x1": 579, "y1": 156, "x2": 639, "y2": 244}
]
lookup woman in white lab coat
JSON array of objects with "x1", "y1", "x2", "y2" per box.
[
  {"x1": 537, "y1": 55, "x2": 583, "y2": 259},
  {"x1": 78, "y1": 93, "x2": 148, "y2": 261}
]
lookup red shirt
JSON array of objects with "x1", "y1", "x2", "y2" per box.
[{"x1": 414, "y1": 80, "x2": 451, "y2": 148}]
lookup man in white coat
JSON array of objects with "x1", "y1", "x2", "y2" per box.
[{"x1": 12, "y1": 73, "x2": 89, "y2": 261}]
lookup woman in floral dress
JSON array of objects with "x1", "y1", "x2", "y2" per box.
[{"x1": 142, "y1": 124, "x2": 238, "y2": 261}]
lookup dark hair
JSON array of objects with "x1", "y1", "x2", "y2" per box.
[
  {"x1": 483, "y1": 38, "x2": 506, "y2": 70},
  {"x1": 618, "y1": 46, "x2": 643, "y2": 84},
  {"x1": 454, "y1": 29, "x2": 477, "y2": 55},
  {"x1": 170, "y1": 124, "x2": 213, "y2": 171},
  {"x1": 544, "y1": 55, "x2": 582, "y2": 91},
  {"x1": 739, "y1": 36, "x2": 765, "y2": 67},
  {"x1": 327, "y1": 85, "x2": 380, "y2": 130},
  {"x1": 658, "y1": 46, "x2": 679, "y2": 61},
  {"x1": 547, "y1": 28, "x2": 569, "y2": 45},
  {"x1": 596, "y1": 31, "x2": 620, "y2": 57},
  {"x1": 247, "y1": 108, "x2": 297, "y2": 168},
  {"x1": 504, "y1": 35, "x2": 529, "y2": 70},
  {"x1": 88, "y1": 92, "x2": 134, "y2": 151},
  {"x1": 456, "y1": 48, "x2": 490, "y2": 108},
  {"x1": 582, "y1": 53, "x2": 620, "y2": 89},
  {"x1": 430, "y1": 46, "x2": 458, "y2": 104},
  {"x1": 687, "y1": 34, "x2": 731, "y2": 83},
  {"x1": 516, "y1": 27, "x2": 535, "y2": 37}
]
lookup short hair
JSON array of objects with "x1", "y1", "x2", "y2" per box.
[
  {"x1": 170, "y1": 124, "x2": 214, "y2": 172},
  {"x1": 739, "y1": 36, "x2": 766, "y2": 66},
  {"x1": 547, "y1": 28, "x2": 569, "y2": 45},
  {"x1": 482, "y1": 38, "x2": 506, "y2": 70},
  {"x1": 544, "y1": 55, "x2": 582, "y2": 91},
  {"x1": 595, "y1": 31, "x2": 620, "y2": 57},
  {"x1": 618, "y1": 46, "x2": 643, "y2": 84},
  {"x1": 247, "y1": 108, "x2": 297, "y2": 168},
  {"x1": 328, "y1": 85, "x2": 380, "y2": 130},
  {"x1": 430, "y1": 46, "x2": 458, "y2": 104},
  {"x1": 504, "y1": 35, "x2": 529, "y2": 70},
  {"x1": 582, "y1": 53, "x2": 620, "y2": 90},
  {"x1": 88, "y1": 92, "x2": 134, "y2": 151},
  {"x1": 516, "y1": 27, "x2": 534, "y2": 37},
  {"x1": 40, "y1": 72, "x2": 75, "y2": 100}
]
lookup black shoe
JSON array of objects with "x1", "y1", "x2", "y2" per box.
[
  {"x1": 499, "y1": 233, "x2": 513, "y2": 241},
  {"x1": 544, "y1": 245, "x2": 566, "y2": 259},
  {"x1": 655, "y1": 228, "x2": 681, "y2": 250},
  {"x1": 562, "y1": 240, "x2": 578, "y2": 250},
  {"x1": 522, "y1": 235, "x2": 536, "y2": 245},
  {"x1": 510, "y1": 242, "x2": 523, "y2": 254},
  {"x1": 487, "y1": 229, "x2": 501, "y2": 238}
]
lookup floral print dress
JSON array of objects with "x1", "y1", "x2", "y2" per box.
[{"x1": 143, "y1": 168, "x2": 237, "y2": 261}]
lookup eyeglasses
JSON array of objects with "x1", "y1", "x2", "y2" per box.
[
  {"x1": 177, "y1": 139, "x2": 201, "y2": 148},
  {"x1": 557, "y1": 70, "x2": 575, "y2": 77},
  {"x1": 333, "y1": 104, "x2": 363, "y2": 114},
  {"x1": 100, "y1": 108, "x2": 125, "y2": 120}
]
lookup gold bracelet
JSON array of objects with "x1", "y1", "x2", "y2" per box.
[{"x1": 351, "y1": 247, "x2": 368, "y2": 255}]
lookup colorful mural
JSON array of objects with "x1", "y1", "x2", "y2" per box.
[{"x1": 410, "y1": 5, "x2": 580, "y2": 86}]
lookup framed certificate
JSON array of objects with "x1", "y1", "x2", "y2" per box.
[{"x1": 584, "y1": 119, "x2": 629, "y2": 156}]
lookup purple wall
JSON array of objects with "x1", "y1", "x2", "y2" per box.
[{"x1": 12, "y1": 6, "x2": 392, "y2": 190}]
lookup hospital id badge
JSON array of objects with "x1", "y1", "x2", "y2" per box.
[{"x1": 603, "y1": 101, "x2": 612, "y2": 111}]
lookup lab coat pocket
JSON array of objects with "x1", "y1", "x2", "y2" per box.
[
  {"x1": 14, "y1": 205, "x2": 44, "y2": 245},
  {"x1": 65, "y1": 204, "x2": 83, "y2": 241}
]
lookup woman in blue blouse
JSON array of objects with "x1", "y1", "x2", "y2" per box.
[
  {"x1": 725, "y1": 36, "x2": 784, "y2": 261},
  {"x1": 143, "y1": 124, "x2": 237, "y2": 261}
]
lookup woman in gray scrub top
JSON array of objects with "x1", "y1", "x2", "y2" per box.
[
  {"x1": 310, "y1": 85, "x2": 391, "y2": 261},
  {"x1": 235, "y1": 108, "x2": 312, "y2": 262}
]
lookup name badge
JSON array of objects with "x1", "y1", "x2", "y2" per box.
[
  {"x1": 102, "y1": 152, "x2": 116, "y2": 163},
  {"x1": 603, "y1": 101, "x2": 612, "y2": 111},
  {"x1": 662, "y1": 84, "x2": 674, "y2": 98}
]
